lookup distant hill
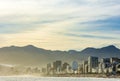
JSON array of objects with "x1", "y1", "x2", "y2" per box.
[
  {"x1": 0, "y1": 45, "x2": 120, "y2": 67},
  {"x1": 80, "y1": 45, "x2": 120, "y2": 58}
]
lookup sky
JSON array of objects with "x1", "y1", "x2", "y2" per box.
[{"x1": 0, "y1": 0, "x2": 120, "y2": 50}]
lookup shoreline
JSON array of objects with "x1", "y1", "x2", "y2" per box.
[
  {"x1": 0, "y1": 74, "x2": 120, "y2": 78},
  {"x1": 42, "y1": 73, "x2": 120, "y2": 78}
]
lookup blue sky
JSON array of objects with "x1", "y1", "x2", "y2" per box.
[{"x1": 0, "y1": 0, "x2": 120, "y2": 50}]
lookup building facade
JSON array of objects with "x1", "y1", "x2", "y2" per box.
[
  {"x1": 53, "y1": 60, "x2": 62, "y2": 74},
  {"x1": 83, "y1": 61, "x2": 88, "y2": 74},
  {"x1": 88, "y1": 56, "x2": 98, "y2": 73}
]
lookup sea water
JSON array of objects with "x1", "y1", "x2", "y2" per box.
[{"x1": 0, "y1": 77, "x2": 119, "y2": 81}]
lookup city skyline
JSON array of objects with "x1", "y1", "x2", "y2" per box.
[{"x1": 0, "y1": 0, "x2": 120, "y2": 50}]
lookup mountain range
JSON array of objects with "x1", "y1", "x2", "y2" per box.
[{"x1": 0, "y1": 45, "x2": 120, "y2": 67}]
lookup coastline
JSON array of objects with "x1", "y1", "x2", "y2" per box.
[
  {"x1": 0, "y1": 73, "x2": 120, "y2": 78},
  {"x1": 42, "y1": 73, "x2": 120, "y2": 78}
]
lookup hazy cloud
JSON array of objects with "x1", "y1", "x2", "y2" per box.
[{"x1": 0, "y1": 0, "x2": 120, "y2": 50}]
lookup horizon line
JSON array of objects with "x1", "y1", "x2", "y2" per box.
[{"x1": 0, "y1": 44, "x2": 119, "y2": 51}]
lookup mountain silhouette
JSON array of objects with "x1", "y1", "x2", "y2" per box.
[
  {"x1": 0, "y1": 45, "x2": 120, "y2": 67},
  {"x1": 80, "y1": 45, "x2": 120, "y2": 58}
]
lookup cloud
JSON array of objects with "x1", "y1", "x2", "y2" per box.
[
  {"x1": 0, "y1": 0, "x2": 120, "y2": 50},
  {"x1": 74, "y1": 16, "x2": 120, "y2": 32},
  {"x1": 60, "y1": 32, "x2": 120, "y2": 40}
]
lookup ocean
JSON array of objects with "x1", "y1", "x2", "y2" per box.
[{"x1": 0, "y1": 77, "x2": 119, "y2": 81}]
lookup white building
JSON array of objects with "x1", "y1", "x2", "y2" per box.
[{"x1": 88, "y1": 56, "x2": 98, "y2": 73}]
